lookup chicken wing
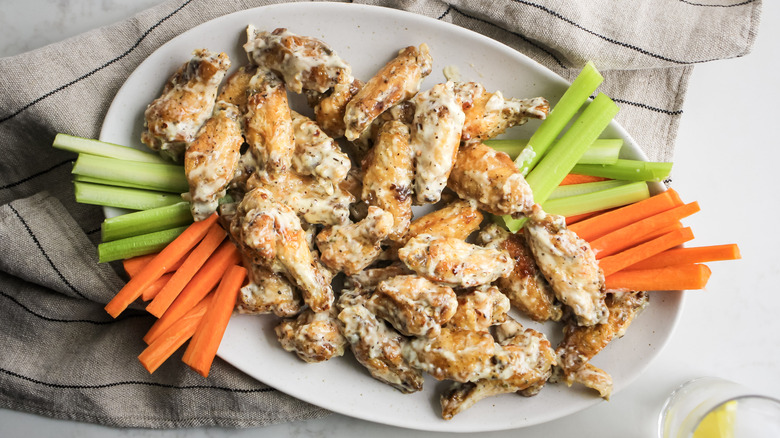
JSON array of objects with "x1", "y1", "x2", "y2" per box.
[
  {"x1": 315, "y1": 206, "x2": 394, "y2": 275},
  {"x1": 142, "y1": 49, "x2": 231, "y2": 161},
  {"x1": 244, "y1": 67, "x2": 295, "y2": 177},
  {"x1": 447, "y1": 141, "x2": 534, "y2": 217},
  {"x1": 361, "y1": 120, "x2": 415, "y2": 241},
  {"x1": 244, "y1": 26, "x2": 353, "y2": 94},
  {"x1": 247, "y1": 170, "x2": 354, "y2": 226},
  {"x1": 524, "y1": 206, "x2": 608, "y2": 326},
  {"x1": 343, "y1": 262, "x2": 413, "y2": 293},
  {"x1": 216, "y1": 64, "x2": 256, "y2": 115},
  {"x1": 446, "y1": 285, "x2": 510, "y2": 332},
  {"x1": 410, "y1": 81, "x2": 466, "y2": 204},
  {"x1": 402, "y1": 199, "x2": 483, "y2": 245},
  {"x1": 236, "y1": 264, "x2": 302, "y2": 318},
  {"x1": 290, "y1": 110, "x2": 351, "y2": 185},
  {"x1": 307, "y1": 78, "x2": 363, "y2": 138},
  {"x1": 230, "y1": 188, "x2": 333, "y2": 312},
  {"x1": 403, "y1": 327, "x2": 496, "y2": 382},
  {"x1": 398, "y1": 234, "x2": 514, "y2": 288},
  {"x1": 555, "y1": 290, "x2": 648, "y2": 376},
  {"x1": 453, "y1": 81, "x2": 549, "y2": 144},
  {"x1": 368, "y1": 275, "x2": 457, "y2": 337},
  {"x1": 478, "y1": 223, "x2": 562, "y2": 322},
  {"x1": 344, "y1": 44, "x2": 433, "y2": 140},
  {"x1": 184, "y1": 102, "x2": 243, "y2": 220},
  {"x1": 275, "y1": 307, "x2": 347, "y2": 363},
  {"x1": 439, "y1": 323, "x2": 556, "y2": 419},
  {"x1": 338, "y1": 294, "x2": 424, "y2": 393}
]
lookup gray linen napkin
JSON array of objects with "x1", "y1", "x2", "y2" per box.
[{"x1": 0, "y1": 0, "x2": 761, "y2": 428}]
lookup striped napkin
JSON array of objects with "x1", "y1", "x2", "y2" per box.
[{"x1": 0, "y1": 0, "x2": 761, "y2": 428}]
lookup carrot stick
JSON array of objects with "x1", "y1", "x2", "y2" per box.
[
  {"x1": 145, "y1": 223, "x2": 227, "y2": 318},
  {"x1": 182, "y1": 265, "x2": 247, "y2": 377},
  {"x1": 590, "y1": 201, "x2": 700, "y2": 258},
  {"x1": 122, "y1": 253, "x2": 159, "y2": 277},
  {"x1": 596, "y1": 221, "x2": 683, "y2": 260},
  {"x1": 559, "y1": 174, "x2": 610, "y2": 186},
  {"x1": 566, "y1": 209, "x2": 608, "y2": 225},
  {"x1": 141, "y1": 272, "x2": 174, "y2": 301},
  {"x1": 104, "y1": 213, "x2": 218, "y2": 318},
  {"x1": 568, "y1": 188, "x2": 683, "y2": 242},
  {"x1": 137, "y1": 294, "x2": 214, "y2": 374},
  {"x1": 605, "y1": 264, "x2": 711, "y2": 291},
  {"x1": 624, "y1": 244, "x2": 741, "y2": 271},
  {"x1": 598, "y1": 227, "x2": 695, "y2": 277},
  {"x1": 142, "y1": 240, "x2": 241, "y2": 345}
]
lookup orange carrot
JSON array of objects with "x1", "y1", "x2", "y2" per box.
[
  {"x1": 123, "y1": 253, "x2": 159, "y2": 277},
  {"x1": 569, "y1": 188, "x2": 683, "y2": 242},
  {"x1": 137, "y1": 294, "x2": 214, "y2": 374},
  {"x1": 182, "y1": 265, "x2": 247, "y2": 377},
  {"x1": 104, "y1": 213, "x2": 218, "y2": 318},
  {"x1": 598, "y1": 227, "x2": 695, "y2": 277},
  {"x1": 590, "y1": 201, "x2": 700, "y2": 258},
  {"x1": 559, "y1": 174, "x2": 610, "y2": 186},
  {"x1": 605, "y1": 264, "x2": 711, "y2": 291},
  {"x1": 145, "y1": 223, "x2": 227, "y2": 318},
  {"x1": 566, "y1": 209, "x2": 608, "y2": 225},
  {"x1": 141, "y1": 272, "x2": 174, "y2": 301},
  {"x1": 143, "y1": 240, "x2": 241, "y2": 345},
  {"x1": 596, "y1": 221, "x2": 683, "y2": 260},
  {"x1": 624, "y1": 244, "x2": 741, "y2": 270}
]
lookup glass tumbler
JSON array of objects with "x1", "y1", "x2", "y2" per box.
[{"x1": 658, "y1": 377, "x2": 780, "y2": 438}]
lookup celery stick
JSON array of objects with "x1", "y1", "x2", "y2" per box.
[
  {"x1": 74, "y1": 182, "x2": 183, "y2": 210},
  {"x1": 543, "y1": 181, "x2": 650, "y2": 217},
  {"x1": 547, "y1": 179, "x2": 631, "y2": 200},
  {"x1": 98, "y1": 226, "x2": 188, "y2": 263},
  {"x1": 504, "y1": 92, "x2": 619, "y2": 232},
  {"x1": 485, "y1": 138, "x2": 622, "y2": 165},
  {"x1": 101, "y1": 202, "x2": 193, "y2": 242},
  {"x1": 73, "y1": 175, "x2": 180, "y2": 192},
  {"x1": 571, "y1": 159, "x2": 673, "y2": 182},
  {"x1": 53, "y1": 133, "x2": 167, "y2": 163},
  {"x1": 72, "y1": 154, "x2": 188, "y2": 193},
  {"x1": 515, "y1": 61, "x2": 604, "y2": 175}
]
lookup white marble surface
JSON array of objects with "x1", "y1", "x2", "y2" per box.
[{"x1": 1, "y1": 1, "x2": 779, "y2": 437}]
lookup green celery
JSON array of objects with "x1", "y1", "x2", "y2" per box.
[
  {"x1": 485, "y1": 138, "x2": 622, "y2": 165},
  {"x1": 98, "y1": 226, "x2": 188, "y2": 263},
  {"x1": 547, "y1": 179, "x2": 631, "y2": 200},
  {"x1": 101, "y1": 202, "x2": 193, "y2": 242},
  {"x1": 515, "y1": 61, "x2": 604, "y2": 175},
  {"x1": 73, "y1": 175, "x2": 173, "y2": 191},
  {"x1": 74, "y1": 182, "x2": 183, "y2": 210},
  {"x1": 571, "y1": 159, "x2": 673, "y2": 182},
  {"x1": 72, "y1": 153, "x2": 188, "y2": 193},
  {"x1": 504, "y1": 92, "x2": 620, "y2": 232},
  {"x1": 543, "y1": 181, "x2": 650, "y2": 217},
  {"x1": 53, "y1": 133, "x2": 167, "y2": 163}
]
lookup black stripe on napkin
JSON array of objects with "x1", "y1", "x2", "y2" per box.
[{"x1": 677, "y1": 0, "x2": 755, "y2": 7}]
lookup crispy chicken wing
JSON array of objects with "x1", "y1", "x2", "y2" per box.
[
  {"x1": 524, "y1": 206, "x2": 608, "y2": 326},
  {"x1": 343, "y1": 262, "x2": 413, "y2": 292},
  {"x1": 307, "y1": 79, "x2": 363, "y2": 138},
  {"x1": 244, "y1": 27, "x2": 353, "y2": 94},
  {"x1": 403, "y1": 199, "x2": 483, "y2": 244},
  {"x1": 404, "y1": 327, "x2": 496, "y2": 382},
  {"x1": 453, "y1": 82, "x2": 549, "y2": 144},
  {"x1": 361, "y1": 120, "x2": 415, "y2": 241},
  {"x1": 398, "y1": 234, "x2": 514, "y2": 288},
  {"x1": 446, "y1": 285, "x2": 510, "y2": 332},
  {"x1": 237, "y1": 264, "x2": 302, "y2": 318},
  {"x1": 247, "y1": 170, "x2": 354, "y2": 226},
  {"x1": 230, "y1": 188, "x2": 333, "y2": 312},
  {"x1": 368, "y1": 275, "x2": 457, "y2": 337},
  {"x1": 275, "y1": 307, "x2": 347, "y2": 363},
  {"x1": 410, "y1": 81, "x2": 466, "y2": 204},
  {"x1": 338, "y1": 294, "x2": 424, "y2": 393},
  {"x1": 290, "y1": 110, "x2": 351, "y2": 185},
  {"x1": 184, "y1": 102, "x2": 243, "y2": 220},
  {"x1": 244, "y1": 67, "x2": 295, "y2": 177},
  {"x1": 344, "y1": 44, "x2": 433, "y2": 140},
  {"x1": 555, "y1": 290, "x2": 648, "y2": 376},
  {"x1": 315, "y1": 206, "x2": 394, "y2": 275},
  {"x1": 478, "y1": 223, "x2": 562, "y2": 322},
  {"x1": 448, "y1": 142, "x2": 534, "y2": 217},
  {"x1": 439, "y1": 322, "x2": 556, "y2": 419},
  {"x1": 142, "y1": 49, "x2": 230, "y2": 161},
  {"x1": 216, "y1": 64, "x2": 256, "y2": 114}
]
